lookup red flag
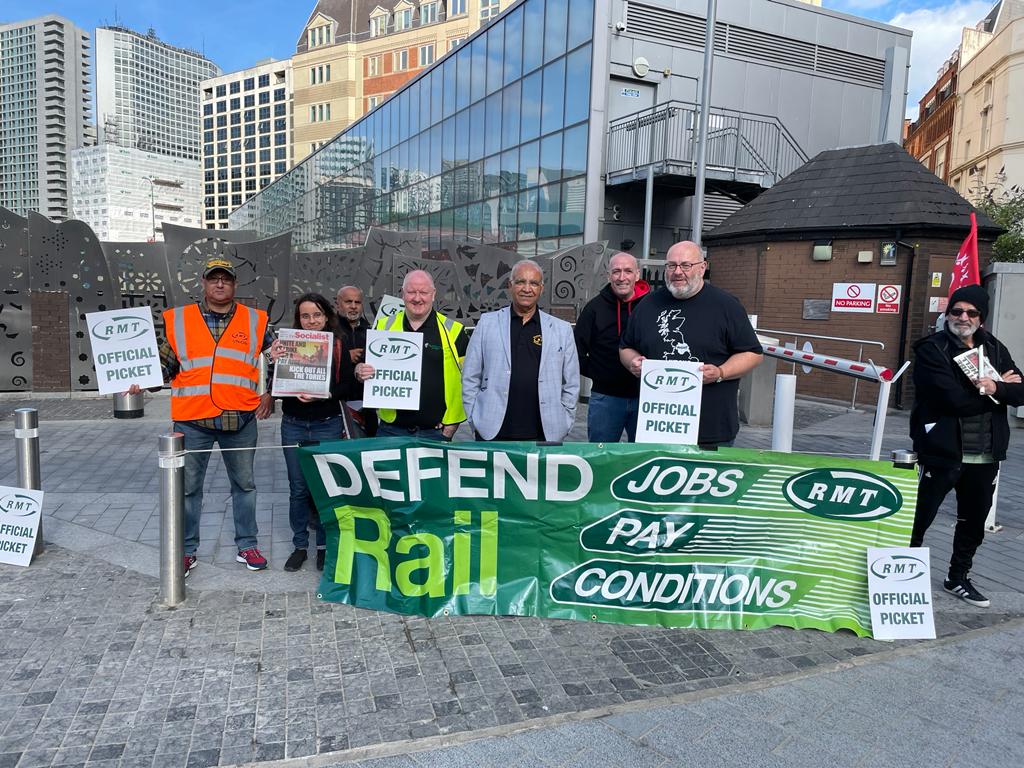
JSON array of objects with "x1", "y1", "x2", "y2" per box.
[{"x1": 948, "y1": 211, "x2": 979, "y2": 297}]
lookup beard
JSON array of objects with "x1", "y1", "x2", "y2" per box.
[
  {"x1": 946, "y1": 316, "x2": 980, "y2": 339},
  {"x1": 667, "y1": 280, "x2": 702, "y2": 300}
]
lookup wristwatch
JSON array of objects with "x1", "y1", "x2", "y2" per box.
[{"x1": 715, "y1": 374, "x2": 724, "y2": 384}]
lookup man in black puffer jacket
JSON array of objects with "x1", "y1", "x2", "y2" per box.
[
  {"x1": 910, "y1": 284, "x2": 1024, "y2": 607},
  {"x1": 575, "y1": 252, "x2": 651, "y2": 441}
]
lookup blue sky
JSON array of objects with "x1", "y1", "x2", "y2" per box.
[{"x1": 9, "y1": 0, "x2": 997, "y2": 116}]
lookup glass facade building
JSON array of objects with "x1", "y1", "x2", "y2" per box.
[{"x1": 231, "y1": 0, "x2": 595, "y2": 256}]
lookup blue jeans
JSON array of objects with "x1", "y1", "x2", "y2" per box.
[
  {"x1": 377, "y1": 422, "x2": 447, "y2": 441},
  {"x1": 281, "y1": 414, "x2": 341, "y2": 550},
  {"x1": 176, "y1": 418, "x2": 259, "y2": 555},
  {"x1": 587, "y1": 392, "x2": 639, "y2": 443}
]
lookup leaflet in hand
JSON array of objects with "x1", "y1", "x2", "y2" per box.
[
  {"x1": 953, "y1": 347, "x2": 1002, "y2": 402},
  {"x1": 271, "y1": 328, "x2": 333, "y2": 398}
]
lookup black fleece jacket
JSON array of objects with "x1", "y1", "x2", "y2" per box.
[
  {"x1": 575, "y1": 281, "x2": 650, "y2": 397},
  {"x1": 910, "y1": 327, "x2": 1024, "y2": 468}
]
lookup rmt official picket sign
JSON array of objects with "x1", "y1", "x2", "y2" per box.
[
  {"x1": 86, "y1": 307, "x2": 163, "y2": 394},
  {"x1": 363, "y1": 330, "x2": 423, "y2": 410},
  {"x1": 0, "y1": 486, "x2": 44, "y2": 567}
]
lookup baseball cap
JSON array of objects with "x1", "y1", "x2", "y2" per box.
[{"x1": 202, "y1": 257, "x2": 237, "y2": 279}]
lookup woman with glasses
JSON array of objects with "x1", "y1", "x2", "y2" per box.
[{"x1": 270, "y1": 293, "x2": 353, "y2": 572}]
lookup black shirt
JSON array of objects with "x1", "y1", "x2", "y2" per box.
[
  {"x1": 497, "y1": 309, "x2": 545, "y2": 440},
  {"x1": 620, "y1": 284, "x2": 762, "y2": 445},
  {"x1": 393, "y1": 311, "x2": 468, "y2": 428}
]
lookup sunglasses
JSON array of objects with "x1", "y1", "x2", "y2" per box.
[{"x1": 948, "y1": 308, "x2": 981, "y2": 318}]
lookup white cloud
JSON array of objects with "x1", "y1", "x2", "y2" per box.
[{"x1": 889, "y1": 1, "x2": 991, "y2": 118}]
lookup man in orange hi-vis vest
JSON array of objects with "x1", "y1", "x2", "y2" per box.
[{"x1": 130, "y1": 257, "x2": 274, "y2": 574}]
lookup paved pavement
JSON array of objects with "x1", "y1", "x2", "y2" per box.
[{"x1": 1, "y1": 393, "x2": 1023, "y2": 768}]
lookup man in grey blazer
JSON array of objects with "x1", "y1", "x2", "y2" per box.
[{"x1": 463, "y1": 259, "x2": 580, "y2": 442}]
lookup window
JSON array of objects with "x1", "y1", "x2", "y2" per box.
[
  {"x1": 449, "y1": 36, "x2": 465, "y2": 51},
  {"x1": 449, "y1": 0, "x2": 467, "y2": 15},
  {"x1": 370, "y1": 14, "x2": 388, "y2": 37},
  {"x1": 981, "y1": 108, "x2": 990, "y2": 151},
  {"x1": 480, "y1": 0, "x2": 499, "y2": 20},
  {"x1": 420, "y1": 2, "x2": 439, "y2": 24},
  {"x1": 368, "y1": 95, "x2": 381, "y2": 110},
  {"x1": 229, "y1": 81, "x2": 240, "y2": 94},
  {"x1": 258, "y1": 74, "x2": 270, "y2": 87},
  {"x1": 216, "y1": 84, "x2": 226, "y2": 97},
  {"x1": 419, "y1": 44, "x2": 435, "y2": 67},
  {"x1": 367, "y1": 55, "x2": 382, "y2": 76},
  {"x1": 394, "y1": 50, "x2": 409, "y2": 71},
  {"x1": 983, "y1": 78, "x2": 993, "y2": 105},
  {"x1": 395, "y1": 8, "x2": 412, "y2": 31},
  {"x1": 243, "y1": 77, "x2": 254, "y2": 90}
]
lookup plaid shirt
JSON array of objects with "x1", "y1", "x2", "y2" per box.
[{"x1": 160, "y1": 301, "x2": 274, "y2": 431}]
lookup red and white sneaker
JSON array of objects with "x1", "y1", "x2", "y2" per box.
[
  {"x1": 236, "y1": 547, "x2": 268, "y2": 571},
  {"x1": 183, "y1": 554, "x2": 198, "y2": 578}
]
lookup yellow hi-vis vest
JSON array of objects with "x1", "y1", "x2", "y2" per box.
[
  {"x1": 164, "y1": 303, "x2": 268, "y2": 421},
  {"x1": 375, "y1": 310, "x2": 466, "y2": 425}
]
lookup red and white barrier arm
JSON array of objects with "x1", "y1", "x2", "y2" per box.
[{"x1": 762, "y1": 344, "x2": 894, "y2": 382}]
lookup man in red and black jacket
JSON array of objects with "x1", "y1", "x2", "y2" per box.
[{"x1": 574, "y1": 251, "x2": 650, "y2": 442}]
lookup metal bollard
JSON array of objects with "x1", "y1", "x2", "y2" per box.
[
  {"x1": 771, "y1": 374, "x2": 796, "y2": 452},
  {"x1": 113, "y1": 391, "x2": 145, "y2": 419},
  {"x1": 158, "y1": 432, "x2": 186, "y2": 607},
  {"x1": 14, "y1": 408, "x2": 43, "y2": 558},
  {"x1": 891, "y1": 449, "x2": 917, "y2": 471}
]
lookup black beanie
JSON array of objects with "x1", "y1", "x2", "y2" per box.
[{"x1": 947, "y1": 284, "x2": 989, "y2": 322}]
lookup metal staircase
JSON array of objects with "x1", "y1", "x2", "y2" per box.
[{"x1": 606, "y1": 100, "x2": 807, "y2": 196}]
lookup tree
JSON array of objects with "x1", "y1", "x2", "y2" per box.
[{"x1": 973, "y1": 171, "x2": 1024, "y2": 262}]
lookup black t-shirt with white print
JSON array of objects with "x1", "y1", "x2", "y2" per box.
[{"x1": 619, "y1": 283, "x2": 762, "y2": 445}]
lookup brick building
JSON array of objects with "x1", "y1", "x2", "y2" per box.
[
  {"x1": 904, "y1": 51, "x2": 958, "y2": 184},
  {"x1": 704, "y1": 143, "x2": 999, "y2": 409}
]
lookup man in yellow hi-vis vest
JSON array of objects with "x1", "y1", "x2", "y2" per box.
[{"x1": 355, "y1": 270, "x2": 467, "y2": 441}]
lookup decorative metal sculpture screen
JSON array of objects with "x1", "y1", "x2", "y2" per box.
[{"x1": 0, "y1": 206, "x2": 612, "y2": 391}]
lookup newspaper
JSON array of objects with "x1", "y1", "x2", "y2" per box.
[
  {"x1": 953, "y1": 346, "x2": 1002, "y2": 403},
  {"x1": 271, "y1": 328, "x2": 333, "y2": 398}
]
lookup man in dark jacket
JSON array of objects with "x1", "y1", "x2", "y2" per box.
[
  {"x1": 575, "y1": 252, "x2": 650, "y2": 441},
  {"x1": 335, "y1": 285, "x2": 377, "y2": 436},
  {"x1": 910, "y1": 284, "x2": 1024, "y2": 607}
]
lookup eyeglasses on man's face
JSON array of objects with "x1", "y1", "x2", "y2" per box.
[
  {"x1": 665, "y1": 261, "x2": 705, "y2": 273},
  {"x1": 206, "y1": 275, "x2": 235, "y2": 285},
  {"x1": 949, "y1": 307, "x2": 981, "y2": 319}
]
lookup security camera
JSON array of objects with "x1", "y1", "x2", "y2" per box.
[{"x1": 614, "y1": 20, "x2": 627, "y2": 32}]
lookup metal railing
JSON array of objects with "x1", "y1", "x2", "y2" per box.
[
  {"x1": 756, "y1": 328, "x2": 885, "y2": 412},
  {"x1": 606, "y1": 100, "x2": 807, "y2": 187}
]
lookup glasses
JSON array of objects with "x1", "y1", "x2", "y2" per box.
[
  {"x1": 665, "y1": 261, "x2": 705, "y2": 273},
  {"x1": 300, "y1": 312, "x2": 325, "y2": 321},
  {"x1": 949, "y1": 308, "x2": 981, "y2": 318},
  {"x1": 206, "y1": 276, "x2": 235, "y2": 284}
]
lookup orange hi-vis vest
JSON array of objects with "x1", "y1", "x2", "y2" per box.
[{"x1": 163, "y1": 303, "x2": 269, "y2": 421}]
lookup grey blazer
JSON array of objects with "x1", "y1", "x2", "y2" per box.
[{"x1": 463, "y1": 307, "x2": 580, "y2": 442}]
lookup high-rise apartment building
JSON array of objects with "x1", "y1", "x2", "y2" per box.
[
  {"x1": 290, "y1": 0, "x2": 516, "y2": 165},
  {"x1": 200, "y1": 59, "x2": 293, "y2": 229},
  {"x1": 95, "y1": 26, "x2": 220, "y2": 159},
  {"x1": 70, "y1": 144, "x2": 202, "y2": 241},
  {"x1": 0, "y1": 15, "x2": 92, "y2": 221}
]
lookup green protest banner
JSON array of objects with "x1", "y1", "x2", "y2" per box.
[{"x1": 300, "y1": 440, "x2": 917, "y2": 637}]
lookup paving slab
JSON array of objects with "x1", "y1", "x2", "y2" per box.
[{"x1": 1, "y1": 396, "x2": 1024, "y2": 767}]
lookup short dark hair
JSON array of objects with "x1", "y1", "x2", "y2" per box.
[{"x1": 292, "y1": 292, "x2": 342, "y2": 337}]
